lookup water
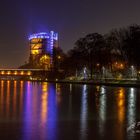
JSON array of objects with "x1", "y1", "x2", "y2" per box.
[{"x1": 0, "y1": 80, "x2": 140, "y2": 140}]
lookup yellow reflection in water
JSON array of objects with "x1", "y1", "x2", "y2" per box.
[
  {"x1": 95, "y1": 86, "x2": 100, "y2": 109},
  {"x1": 56, "y1": 83, "x2": 61, "y2": 104},
  {"x1": 117, "y1": 88, "x2": 125, "y2": 123},
  {"x1": 41, "y1": 82, "x2": 48, "y2": 124},
  {"x1": 56, "y1": 83, "x2": 61, "y2": 95},
  {"x1": 0, "y1": 81, "x2": 4, "y2": 116},
  {"x1": 13, "y1": 81, "x2": 17, "y2": 115},
  {"x1": 20, "y1": 81, "x2": 24, "y2": 112},
  {"x1": 6, "y1": 81, "x2": 10, "y2": 118},
  {"x1": 116, "y1": 87, "x2": 126, "y2": 140}
]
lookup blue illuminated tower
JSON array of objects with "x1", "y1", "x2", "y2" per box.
[{"x1": 29, "y1": 31, "x2": 58, "y2": 69}]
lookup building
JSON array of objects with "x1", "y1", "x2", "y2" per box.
[{"x1": 29, "y1": 31, "x2": 58, "y2": 70}]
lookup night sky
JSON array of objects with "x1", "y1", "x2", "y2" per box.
[{"x1": 0, "y1": 0, "x2": 140, "y2": 68}]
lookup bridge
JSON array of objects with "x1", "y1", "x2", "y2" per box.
[{"x1": 0, "y1": 69, "x2": 48, "y2": 80}]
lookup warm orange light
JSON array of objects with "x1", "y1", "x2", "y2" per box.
[
  {"x1": 57, "y1": 56, "x2": 61, "y2": 59},
  {"x1": 96, "y1": 63, "x2": 100, "y2": 66},
  {"x1": 20, "y1": 71, "x2": 24, "y2": 75},
  {"x1": 27, "y1": 71, "x2": 31, "y2": 75},
  {"x1": 113, "y1": 62, "x2": 125, "y2": 69},
  {"x1": 31, "y1": 50, "x2": 39, "y2": 55},
  {"x1": 7, "y1": 71, "x2": 11, "y2": 75},
  {"x1": 1, "y1": 71, "x2": 4, "y2": 75},
  {"x1": 42, "y1": 82, "x2": 48, "y2": 92},
  {"x1": 14, "y1": 71, "x2": 17, "y2": 75},
  {"x1": 117, "y1": 88, "x2": 125, "y2": 123},
  {"x1": 120, "y1": 63, "x2": 124, "y2": 69}
]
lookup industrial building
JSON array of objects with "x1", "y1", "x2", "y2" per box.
[{"x1": 28, "y1": 31, "x2": 58, "y2": 70}]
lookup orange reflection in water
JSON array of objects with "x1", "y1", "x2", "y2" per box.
[
  {"x1": 13, "y1": 81, "x2": 17, "y2": 115},
  {"x1": 115, "y1": 88, "x2": 126, "y2": 140},
  {"x1": 117, "y1": 88, "x2": 125, "y2": 123},
  {"x1": 41, "y1": 82, "x2": 48, "y2": 124},
  {"x1": 20, "y1": 81, "x2": 24, "y2": 112},
  {"x1": 0, "y1": 81, "x2": 4, "y2": 116},
  {"x1": 6, "y1": 81, "x2": 10, "y2": 118},
  {"x1": 56, "y1": 83, "x2": 61, "y2": 104}
]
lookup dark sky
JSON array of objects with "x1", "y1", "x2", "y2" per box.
[{"x1": 0, "y1": 0, "x2": 140, "y2": 68}]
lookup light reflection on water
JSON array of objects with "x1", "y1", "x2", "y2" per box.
[
  {"x1": 0, "y1": 81, "x2": 139, "y2": 139},
  {"x1": 117, "y1": 88, "x2": 125, "y2": 123},
  {"x1": 99, "y1": 86, "x2": 107, "y2": 136},
  {"x1": 127, "y1": 88, "x2": 136, "y2": 126},
  {"x1": 0, "y1": 81, "x2": 4, "y2": 117},
  {"x1": 22, "y1": 82, "x2": 57, "y2": 140},
  {"x1": 127, "y1": 88, "x2": 137, "y2": 139},
  {"x1": 13, "y1": 81, "x2": 17, "y2": 116},
  {"x1": 41, "y1": 82, "x2": 48, "y2": 125},
  {"x1": 116, "y1": 88, "x2": 126, "y2": 140},
  {"x1": 20, "y1": 81, "x2": 24, "y2": 114},
  {"x1": 6, "y1": 81, "x2": 10, "y2": 118},
  {"x1": 80, "y1": 84, "x2": 88, "y2": 140}
]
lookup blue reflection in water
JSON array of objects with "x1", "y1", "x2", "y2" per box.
[
  {"x1": 22, "y1": 82, "x2": 57, "y2": 140},
  {"x1": 80, "y1": 84, "x2": 88, "y2": 140},
  {"x1": 46, "y1": 83, "x2": 57, "y2": 140},
  {"x1": 23, "y1": 81, "x2": 33, "y2": 140},
  {"x1": 99, "y1": 86, "x2": 107, "y2": 135}
]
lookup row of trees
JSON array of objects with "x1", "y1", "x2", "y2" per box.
[{"x1": 60, "y1": 24, "x2": 140, "y2": 78}]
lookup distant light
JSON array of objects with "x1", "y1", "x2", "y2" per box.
[
  {"x1": 14, "y1": 71, "x2": 17, "y2": 75},
  {"x1": 7, "y1": 71, "x2": 11, "y2": 75},
  {"x1": 1, "y1": 71, "x2": 4, "y2": 75},
  {"x1": 29, "y1": 32, "x2": 49, "y2": 40},
  {"x1": 20, "y1": 71, "x2": 24, "y2": 75},
  {"x1": 28, "y1": 31, "x2": 58, "y2": 40},
  {"x1": 27, "y1": 71, "x2": 31, "y2": 75},
  {"x1": 96, "y1": 63, "x2": 100, "y2": 66},
  {"x1": 57, "y1": 56, "x2": 61, "y2": 59}
]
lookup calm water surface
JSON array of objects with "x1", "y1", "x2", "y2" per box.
[{"x1": 0, "y1": 80, "x2": 140, "y2": 140}]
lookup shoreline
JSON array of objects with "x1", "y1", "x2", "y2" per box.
[
  {"x1": 27, "y1": 79, "x2": 140, "y2": 87},
  {"x1": 46, "y1": 80, "x2": 140, "y2": 87},
  {"x1": 0, "y1": 79, "x2": 140, "y2": 87}
]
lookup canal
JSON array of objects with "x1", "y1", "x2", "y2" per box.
[{"x1": 0, "y1": 80, "x2": 139, "y2": 140}]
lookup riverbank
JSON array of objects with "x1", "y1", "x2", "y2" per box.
[
  {"x1": 45, "y1": 79, "x2": 140, "y2": 87},
  {"x1": 1, "y1": 78, "x2": 140, "y2": 87}
]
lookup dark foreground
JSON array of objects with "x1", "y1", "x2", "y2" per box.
[{"x1": 0, "y1": 80, "x2": 140, "y2": 140}]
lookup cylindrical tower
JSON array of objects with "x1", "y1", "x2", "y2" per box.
[{"x1": 28, "y1": 31, "x2": 58, "y2": 70}]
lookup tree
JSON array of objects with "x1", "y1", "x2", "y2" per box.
[
  {"x1": 72, "y1": 33, "x2": 105, "y2": 79},
  {"x1": 105, "y1": 29, "x2": 125, "y2": 70},
  {"x1": 123, "y1": 24, "x2": 140, "y2": 68}
]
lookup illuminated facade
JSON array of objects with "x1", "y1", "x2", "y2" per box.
[{"x1": 29, "y1": 31, "x2": 58, "y2": 70}]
